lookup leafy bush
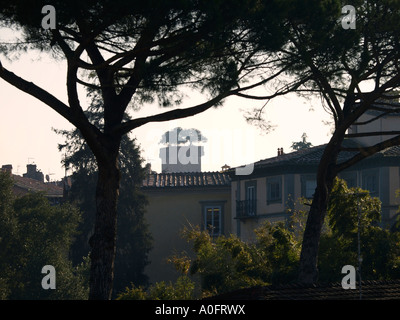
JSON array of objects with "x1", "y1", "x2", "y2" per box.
[{"x1": 116, "y1": 275, "x2": 195, "y2": 300}]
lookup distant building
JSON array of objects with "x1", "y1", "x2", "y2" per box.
[
  {"x1": 1, "y1": 164, "x2": 64, "y2": 205},
  {"x1": 229, "y1": 101, "x2": 400, "y2": 242},
  {"x1": 229, "y1": 141, "x2": 400, "y2": 242}
]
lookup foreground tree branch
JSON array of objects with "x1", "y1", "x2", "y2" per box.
[
  {"x1": 336, "y1": 134, "x2": 400, "y2": 173},
  {"x1": 0, "y1": 60, "x2": 73, "y2": 123}
]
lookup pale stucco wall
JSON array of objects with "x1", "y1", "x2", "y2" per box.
[{"x1": 143, "y1": 188, "x2": 231, "y2": 285}]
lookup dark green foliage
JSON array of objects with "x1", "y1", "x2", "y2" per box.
[
  {"x1": 318, "y1": 178, "x2": 400, "y2": 282},
  {"x1": 291, "y1": 133, "x2": 313, "y2": 151},
  {"x1": 255, "y1": 222, "x2": 300, "y2": 284},
  {"x1": 169, "y1": 225, "x2": 299, "y2": 297},
  {"x1": 116, "y1": 275, "x2": 195, "y2": 300},
  {"x1": 0, "y1": 171, "x2": 89, "y2": 299}
]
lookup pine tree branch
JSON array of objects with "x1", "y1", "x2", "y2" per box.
[
  {"x1": 0, "y1": 59, "x2": 73, "y2": 124},
  {"x1": 112, "y1": 90, "x2": 233, "y2": 136},
  {"x1": 336, "y1": 134, "x2": 400, "y2": 173}
]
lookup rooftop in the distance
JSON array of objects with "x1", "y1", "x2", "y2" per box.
[
  {"x1": 12, "y1": 174, "x2": 63, "y2": 198},
  {"x1": 1, "y1": 164, "x2": 64, "y2": 198},
  {"x1": 228, "y1": 140, "x2": 400, "y2": 177},
  {"x1": 142, "y1": 171, "x2": 231, "y2": 189}
]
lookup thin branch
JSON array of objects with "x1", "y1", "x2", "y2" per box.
[
  {"x1": 115, "y1": 20, "x2": 162, "y2": 111},
  {"x1": 288, "y1": 24, "x2": 344, "y2": 122},
  {"x1": 75, "y1": 77, "x2": 103, "y2": 90},
  {"x1": 234, "y1": 74, "x2": 311, "y2": 100},
  {"x1": 353, "y1": 108, "x2": 400, "y2": 126},
  {"x1": 320, "y1": 88, "x2": 338, "y2": 127},
  {"x1": 339, "y1": 72, "x2": 400, "y2": 133}
]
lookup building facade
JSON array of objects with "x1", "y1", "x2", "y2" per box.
[
  {"x1": 229, "y1": 143, "x2": 400, "y2": 242},
  {"x1": 142, "y1": 171, "x2": 231, "y2": 284}
]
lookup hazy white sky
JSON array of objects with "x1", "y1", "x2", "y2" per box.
[{"x1": 0, "y1": 38, "x2": 333, "y2": 181}]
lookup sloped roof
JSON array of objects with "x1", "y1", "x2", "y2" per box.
[
  {"x1": 12, "y1": 174, "x2": 63, "y2": 197},
  {"x1": 232, "y1": 140, "x2": 400, "y2": 175},
  {"x1": 142, "y1": 171, "x2": 231, "y2": 189},
  {"x1": 206, "y1": 280, "x2": 400, "y2": 300},
  {"x1": 256, "y1": 140, "x2": 354, "y2": 168}
]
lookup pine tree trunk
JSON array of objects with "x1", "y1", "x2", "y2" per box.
[
  {"x1": 297, "y1": 137, "x2": 341, "y2": 284},
  {"x1": 297, "y1": 187, "x2": 329, "y2": 284},
  {"x1": 88, "y1": 154, "x2": 121, "y2": 300}
]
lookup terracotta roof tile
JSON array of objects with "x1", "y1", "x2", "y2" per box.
[
  {"x1": 11, "y1": 174, "x2": 63, "y2": 197},
  {"x1": 142, "y1": 171, "x2": 231, "y2": 189}
]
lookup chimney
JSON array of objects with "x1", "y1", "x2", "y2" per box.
[
  {"x1": 277, "y1": 148, "x2": 284, "y2": 156},
  {"x1": 26, "y1": 164, "x2": 37, "y2": 175},
  {"x1": 1, "y1": 164, "x2": 12, "y2": 175},
  {"x1": 23, "y1": 164, "x2": 44, "y2": 182}
]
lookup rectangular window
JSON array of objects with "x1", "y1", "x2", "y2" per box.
[
  {"x1": 200, "y1": 200, "x2": 226, "y2": 237},
  {"x1": 301, "y1": 175, "x2": 317, "y2": 199},
  {"x1": 267, "y1": 176, "x2": 282, "y2": 204},
  {"x1": 205, "y1": 206, "x2": 222, "y2": 237},
  {"x1": 245, "y1": 181, "x2": 257, "y2": 216},
  {"x1": 247, "y1": 185, "x2": 256, "y2": 202}
]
